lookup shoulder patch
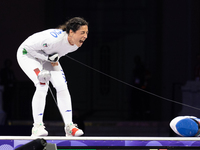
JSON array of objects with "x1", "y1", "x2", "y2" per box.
[{"x1": 43, "y1": 43, "x2": 48, "y2": 47}]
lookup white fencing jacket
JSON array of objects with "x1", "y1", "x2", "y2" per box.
[{"x1": 19, "y1": 29, "x2": 78, "y2": 61}]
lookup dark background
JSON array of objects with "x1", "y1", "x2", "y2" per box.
[{"x1": 0, "y1": 0, "x2": 200, "y2": 135}]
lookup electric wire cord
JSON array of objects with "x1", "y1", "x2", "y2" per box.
[{"x1": 65, "y1": 55, "x2": 200, "y2": 111}]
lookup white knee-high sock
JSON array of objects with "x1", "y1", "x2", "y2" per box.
[
  {"x1": 57, "y1": 89, "x2": 72, "y2": 125},
  {"x1": 32, "y1": 84, "x2": 48, "y2": 124}
]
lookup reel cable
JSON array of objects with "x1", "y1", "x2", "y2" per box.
[{"x1": 65, "y1": 55, "x2": 200, "y2": 111}]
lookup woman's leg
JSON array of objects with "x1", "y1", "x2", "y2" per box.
[
  {"x1": 49, "y1": 64, "x2": 83, "y2": 136},
  {"x1": 17, "y1": 48, "x2": 49, "y2": 136}
]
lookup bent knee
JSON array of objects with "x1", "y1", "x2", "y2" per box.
[{"x1": 35, "y1": 83, "x2": 49, "y2": 92}]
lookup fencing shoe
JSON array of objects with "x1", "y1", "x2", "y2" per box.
[
  {"x1": 65, "y1": 123, "x2": 84, "y2": 137},
  {"x1": 31, "y1": 123, "x2": 48, "y2": 137}
]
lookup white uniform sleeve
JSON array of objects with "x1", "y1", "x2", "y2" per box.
[
  {"x1": 21, "y1": 29, "x2": 72, "y2": 60},
  {"x1": 22, "y1": 32, "x2": 49, "y2": 61}
]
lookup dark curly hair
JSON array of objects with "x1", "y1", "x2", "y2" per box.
[{"x1": 57, "y1": 17, "x2": 88, "y2": 34}]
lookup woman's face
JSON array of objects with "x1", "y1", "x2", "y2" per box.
[{"x1": 68, "y1": 25, "x2": 88, "y2": 47}]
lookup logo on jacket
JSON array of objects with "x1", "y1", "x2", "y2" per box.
[{"x1": 43, "y1": 43, "x2": 48, "y2": 47}]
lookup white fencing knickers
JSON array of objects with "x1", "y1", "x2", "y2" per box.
[{"x1": 17, "y1": 47, "x2": 73, "y2": 125}]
